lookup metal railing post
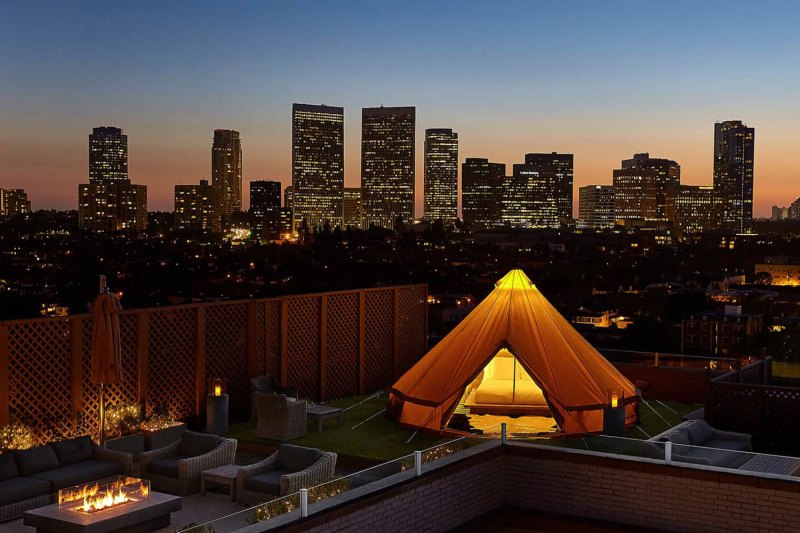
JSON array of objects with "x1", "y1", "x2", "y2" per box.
[
  {"x1": 664, "y1": 441, "x2": 672, "y2": 465},
  {"x1": 501, "y1": 422, "x2": 507, "y2": 445},
  {"x1": 414, "y1": 451, "x2": 422, "y2": 476},
  {"x1": 299, "y1": 488, "x2": 308, "y2": 518}
]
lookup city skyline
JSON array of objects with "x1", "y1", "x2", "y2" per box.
[{"x1": 2, "y1": 1, "x2": 799, "y2": 215}]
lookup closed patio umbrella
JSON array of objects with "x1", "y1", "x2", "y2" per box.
[{"x1": 90, "y1": 277, "x2": 123, "y2": 444}]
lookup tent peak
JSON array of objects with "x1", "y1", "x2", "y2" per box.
[{"x1": 495, "y1": 269, "x2": 534, "y2": 290}]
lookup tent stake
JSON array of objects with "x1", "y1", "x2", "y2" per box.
[
  {"x1": 405, "y1": 430, "x2": 418, "y2": 444},
  {"x1": 351, "y1": 408, "x2": 386, "y2": 430}
]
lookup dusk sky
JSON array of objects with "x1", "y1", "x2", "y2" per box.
[{"x1": 2, "y1": 0, "x2": 798, "y2": 215}]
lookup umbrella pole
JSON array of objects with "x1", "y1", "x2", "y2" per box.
[{"x1": 99, "y1": 383, "x2": 105, "y2": 445}]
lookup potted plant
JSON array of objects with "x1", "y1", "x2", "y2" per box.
[
  {"x1": 103, "y1": 402, "x2": 146, "y2": 457},
  {"x1": 141, "y1": 405, "x2": 186, "y2": 450}
]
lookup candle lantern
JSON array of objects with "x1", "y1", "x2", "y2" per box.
[
  {"x1": 208, "y1": 378, "x2": 226, "y2": 397},
  {"x1": 603, "y1": 390, "x2": 625, "y2": 437},
  {"x1": 206, "y1": 378, "x2": 229, "y2": 435}
]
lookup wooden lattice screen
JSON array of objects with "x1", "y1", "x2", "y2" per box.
[{"x1": 0, "y1": 284, "x2": 427, "y2": 443}]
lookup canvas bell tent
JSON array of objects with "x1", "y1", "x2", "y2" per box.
[{"x1": 388, "y1": 270, "x2": 638, "y2": 435}]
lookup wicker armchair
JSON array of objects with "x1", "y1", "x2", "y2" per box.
[
  {"x1": 140, "y1": 431, "x2": 237, "y2": 495},
  {"x1": 251, "y1": 375, "x2": 298, "y2": 399},
  {"x1": 236, "y1": 444, "x2": 337, "y2": 503},
  {"x1": 253, "y1": 392, "x2": 307, "y2": 441}
]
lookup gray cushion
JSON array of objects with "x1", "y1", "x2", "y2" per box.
[
  {"x1": 51, "y1": 436, "x2": 94, "y2": 466},
  {"x1": 704, "y1": 439, "x2": 750, "y2": 452},
  {"x1": 0, "y1": 453, "x2": 19, "y2": 481},
  {"x1": 0, "y1": 476, "x2": 50, "y2": 506},
  {"x1": 662, "y1": 429, "x2": 690, "y2": 446},
  {"x1": 28, "y1": 459, "x2": 123, "y2": 491},
  {"x1": 179, "y1": 431, "x2": 220, "y2": 458},
  {"x1": 679, "y1": 447, "x2": 747, "y2": 469},
  {"x1": 13, "y1": 445, "x2": 59, "y2": 476},
  {"x1": 276, "y1": 445, "x2": 320, "y2": 472},
  {"x1": 146, "y1": 456, "x2": 186, "y2": 478},
  {"x1": 244, "y1": 470, "x2": 287, "y2": 495},
  {"x1": 686, "y1": 421, "x2": 713, "y2": 445}
]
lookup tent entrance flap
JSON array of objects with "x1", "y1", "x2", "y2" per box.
[{"x1": 463, "y1": 349, "x2": 552, "y2": 417}]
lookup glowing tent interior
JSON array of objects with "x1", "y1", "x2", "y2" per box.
[{"x1": 388, "y1": 270, "x2": 638, "y2": 435}]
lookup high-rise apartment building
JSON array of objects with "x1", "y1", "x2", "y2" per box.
[
  {"x1": 250, "y1": 180, "x2": 282, "y2": 241},
  {"x1": 578, "y1": 185, "x2": 615, "y2": 229},
  {"x1": 292, "y1": 104, "x2": 344, "y2": 231},
  {"x1": 462, "y1": 159, "x2": 505, "y2": 230},
  {"x1": 713, "y1": 120, "x2": 755, "y2": 233},
  {"x1": 343, "y1": 187, "x2": 362, "y2": 228},
  {"x1": 612, "y1": 167, "x2": 658, "y2": 223},
  {"x1": 173, "y1": 179, "x2": 222, "y2": 233},
  {"x1": 423, "y1": 129, "x2": 458, "y2": 224},
  {"x1": 211, "y1": 129, "x2": 242, "y2": 217},
  {"x1": 667, "y1": 185, "x2": 720, "y2": 234},
  {"x1": 361, "y1": 106, "x2": 415, "y2": 230},
  {"x1": 78, "y1": 127, "x2": 147, "y2": 231},
  {"x1": 0, "y1": 189, "x2": 31, "y2": 218},
  {"x1": 621, "y1": 153, "x2": 680, "y2": 222},
  {"x1": 503, "y1": 152, "x2": 573, "y2": 228}
]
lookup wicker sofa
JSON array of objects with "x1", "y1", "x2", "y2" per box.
[
  {"x1": 140, "y1": 430, "x2": 237, "y2": 495},
  {"x1": 641, "y1": 419, "x2": 752, "y2": 468},
  {"x1": 251, "y1": 375, "x2": 298, "y2": 400},
  {"x1": 253, "y1": 392, "x2": 307, "y2": 441},
  {"x1": 236, "y1": 444, "x2": 336, "y2": 504},
  {"x1": 0, "y1": 436, "x2": 132, "y2": 522}
]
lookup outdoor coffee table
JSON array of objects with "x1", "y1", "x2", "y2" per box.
[
  {"x1": 201, "y1": 463, "x2": 239, "y2": 501},
  {"x1": 739, "y1": 454, "x2": 800, "y2": 476},
  {"x1": 23, "y1": 491, "x2": 181, "y2": 533},
  {"x1": 307, "y1": 405, "x2": 344, "y2": 432}
]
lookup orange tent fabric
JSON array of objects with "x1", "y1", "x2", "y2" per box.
[{"x1": 388, "y1": 270, "x2": 638, "y2": 434}]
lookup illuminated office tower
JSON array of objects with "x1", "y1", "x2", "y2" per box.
[
  {"x1": 292, "y1": 104, "x2": 344, "y2": 230},
  {"x1": 361, "y1": 106, "x2": 415, "y2": 230},
  {"x1": 578, "y1": 185, "x2": 615, "y2": 229},
  {"x1": 423, "y1": 129, "x2": 458, "y2": 224},
  {"x1": 79, "y1": 126, "x2": 147, "y2": 231},
  {"x1": 621, "y1": 153, "x2": 680, "y2": 222},
  {"x1": 173, "y1": 180, "x2": 221, "y2": 233},
  {"x1": 89, "y1": 127, "x2": 128, "y2": 183},
  {"x1": 462, "y1": 158, "x2": 505, "y2": 230},
  {"x1": 669, "y1": 185, "x2": 720, "y2": 234},
  {"x1": 503, "y1": 152, "x2": 573, "y2": 227},
  {"x1": 0, "y1": 189, "x2": 31, "y2": 217},
  {"x1": 250, "y1": 180, "x2": 282, "y2": 241},
  {"x1": 713, "y1": 120, "x2": 755, "y2": 233},
  {"x1": 343, "y1": 187, "x2": 362, "y2": 228},
  {"x1": 612, "y1": 167, "x2": 658, "y2": 223},
  {"x1": 211, "y1": 129, "x2": 242, "y2": 217}
]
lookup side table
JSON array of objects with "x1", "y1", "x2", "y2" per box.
[{"x1": 201, "y1": 463, "x2": 240, "y2": 501}]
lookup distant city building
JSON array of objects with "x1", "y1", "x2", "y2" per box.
[
  {"x1": 504, "y1": 153, "x2": 573, "y2": 228},
  {"x1": 249, "y1": 180, "x2": 282, "y2": 241},
  {"x1": 681, "y1": 305, "x2": 762, "y2": 356},
  {"x1": 361, "y1": 106, "x2": 415, "y2": 230},
  {"x1": 462, "y1": 158, "x2": 505, "y2": 230},
  {"x1": 343, "y1": 187, "x2": 362, "y2": 228},
  {"x1": 423, "y1": 128, "x2": 458, "y2": 224},
  {"x1": 292, "y1": 104, "x2": 344, "y2": 231},
  {"x1": 0, "y1": 189, "x2": 31, "y2": 217},
  {"x1": 668, "y1": 185, "x2": 720, "y2": 234},
  {"x1": 211, "y1": 129, "x2": 242, "y2": 217},
  {"x1": 756, "y1": 256, "x2": 800, "y2": 286},
  {"x1": 713, "y1": 120, "x2": 755, "y2": 233},
  {"x1": 78, "y1": 126, "x2": 147, "y2": 232},
  {"x1": 174, "y1": 179, "x2": 222, "y2": 233},
  {"x1": 791, "y1": 198, "x2": 800, "y2": 219},
  {"x1": 621, "y1": 153, "x2": 680, "y2": 222},
  {"x1": 772, "y1": 206, "x2": 789, "y2": 221},
  {"x1": 578, "y1": 185, "x2": 615, "y2": 229},
  {"x1": 612, "y1": 167, "x2": 658, "y2": 223}
]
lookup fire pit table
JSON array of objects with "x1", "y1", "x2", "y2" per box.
[{"x1": 23, "y1": 476, "x2": 181, "y2": 533}]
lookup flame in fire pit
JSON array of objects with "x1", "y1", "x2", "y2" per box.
[{"x1": 59, "y1": 477, "x2": 150, "y2": 513}]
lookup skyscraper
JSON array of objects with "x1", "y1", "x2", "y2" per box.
[
  {"x1": 612, "y1": 167, "x2": 658, "y2": 223},
  {"x1": 361, "y1": 106, "x2": 415, "y2": 230},
  {"x1": 423, "y1": 129, "x2": 458, "y2": 224},
  {"x1": 668, "y1": 185, "x2": 720, "y2": 234},
  {"x1": 211, "y1": 129, "x2": 242, "y2": 217},
  {"x1": 0, "y1": 189, "x2": 31, "y2": 218},
  {"x1": 578, "y1": 185, "x2": 615, "y2": 229},
  {"x1": 79, "y1": 126, "x2": 147, "y2": 231},
  {"x1": 713, "y1": 120, "x2": 755, "y2": 233},
  {"x1": 343, "y1": 187, "x2": 362, "y2": 228},
  {"x1": 292, "y1": 104, "x2": 345, "y2": 231},
  {"x1": 504, "y1": 152, "x2": 573, "y2": 228},
  {"x1": 250, "y1": 180, "x2": 282, "y2": 241},
  {"x1": 462, "y1": 159, "x2": 505, "y2": 230},
  {"x1": 174, "y1": 179, "x2": 221, "y2": 233},
  {"x1": 621, "y1": 153, "x2": 680, "y2": 222}
]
